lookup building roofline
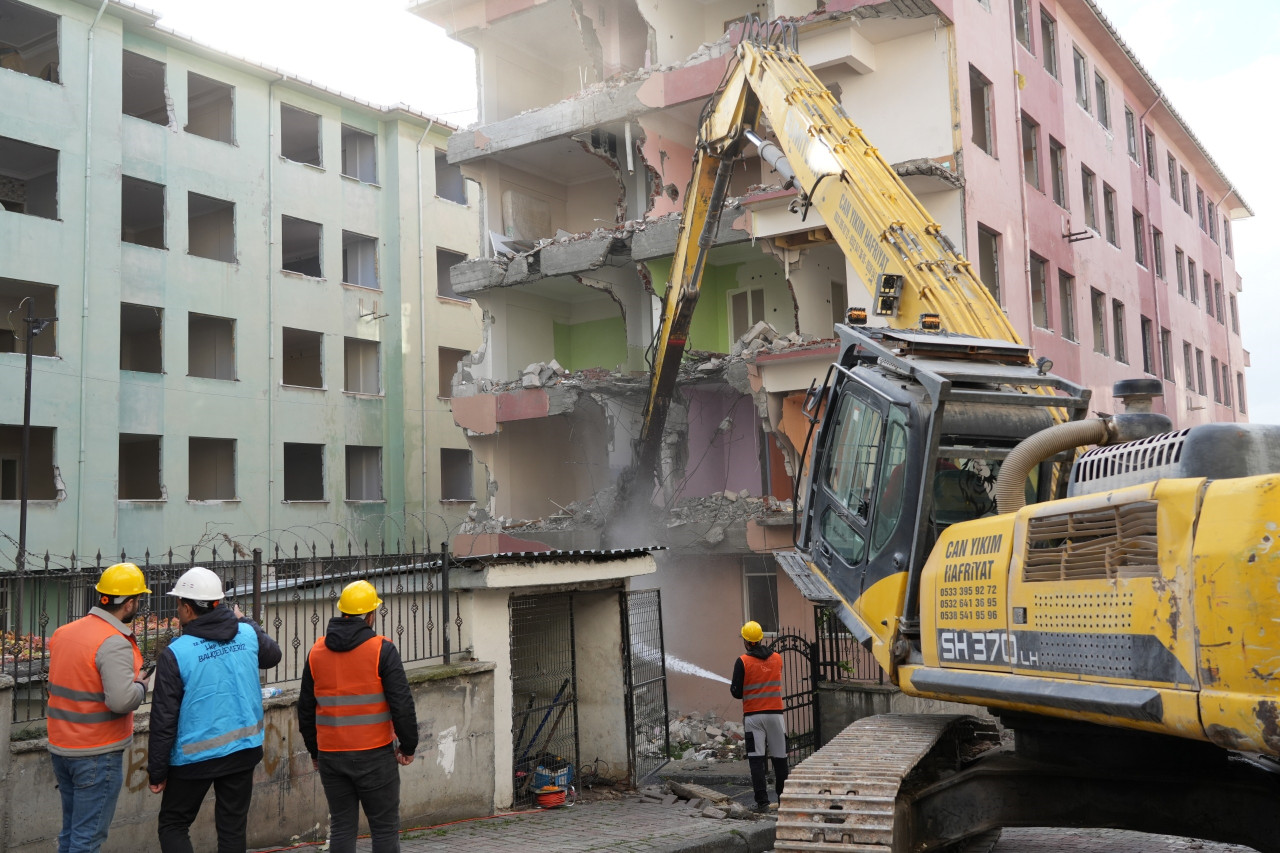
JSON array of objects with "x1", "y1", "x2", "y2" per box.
[
  {"x1": 1070, "y1": 0, "x2": 1251, "y2": 218},
  {"x1": 70, "y1": 0, "x2": 458, "y2": 130}
]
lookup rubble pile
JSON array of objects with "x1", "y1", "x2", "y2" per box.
[
  {"x1": 635, "y1": 711, "x2": 747, "y2": 763},
  {"x1": 635, "y1": 780, "x2": 764, "y2": 821},
  {"x1": 459, "y1": 487, "x2": 794, "y2": 537}
]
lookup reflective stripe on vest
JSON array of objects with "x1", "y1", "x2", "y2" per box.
[
  {"x1": 309, "y1": 634, "x2": 394, "y2": 752},
  {"x1": 47, "y1": 613, "x2": 141, "y2": 753},
  {"x1": 169, "y1": 622, "x2": 264, "y2": 766},
  {"x1": 739, "y1": 652, "x2": 784, "y2": 714}
]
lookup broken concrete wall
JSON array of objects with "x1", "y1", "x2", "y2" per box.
[
  {"x1": 676, "y1": 387, "x2": 761, "y2": 499},
  {"x1": 482, "y1": 401, "x2": 614, "y2": 521}
]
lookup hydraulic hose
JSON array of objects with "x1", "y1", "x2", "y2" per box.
[{"x1": 994, "y1": 420, "x2": 1110, "y2": 514}]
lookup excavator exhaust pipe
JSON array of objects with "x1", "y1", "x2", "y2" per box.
[{"x1": 994, "y1": 379, "x2": 1171, "y2": 513}]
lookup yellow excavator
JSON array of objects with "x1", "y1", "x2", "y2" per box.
[{"x1": 636, "y1": 18, "x2": 1280, "y2": 853}]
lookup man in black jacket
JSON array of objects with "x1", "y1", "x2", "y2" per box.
[{"x1": 298, "y1": 580, "x2": 418, "y2": 853}]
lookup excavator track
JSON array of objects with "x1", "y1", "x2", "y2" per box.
[{"x1": 775, "y1": 714, "x2": 999, "y2": 853}]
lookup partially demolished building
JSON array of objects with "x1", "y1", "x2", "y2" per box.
[{"x1": 411, "y1": 0, "x2": 1252, "y2": 716}]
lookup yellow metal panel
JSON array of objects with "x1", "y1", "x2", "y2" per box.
[
  {"x1": 1194, "y1": 474, "x2": 1280, "y2": 756},
  {"x1": 899, "y1": 665, "x2": 1208, "y2": 741},
  {"x1": 919, "y1": 515, "x2": 1016, "y2": 672}
]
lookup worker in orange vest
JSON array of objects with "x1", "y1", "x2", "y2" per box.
[
  {"x1": 298, "y1": 580, "x2": 418, "y2": 852},
  {"x1": 729, "y1": 620, "x2": 788, "y2": 814},
  {"x1": 47, "y1": 562, "x2": 151, "y2": 852}
]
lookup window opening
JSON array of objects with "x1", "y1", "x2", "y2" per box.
[
  {"x1": 1112, "y1": 299, "x2": 1127, "y2": 364},
  {"x1": 343, "y1": 337, "x2": 380, "y2": 394},
  {"x1": 438, "y1": 346, "x2": 468, "y2": 398},
  {"x1": 186, "y1": 72, "x2": 234, "y2": 143},
  {"x1": 121, "y1": 50, "x2": 168, "y2": 125},
  {"x1": 284, "y1": 442, "x2": 325, "y2": 501},
  {"x1": 187, "y1": 192, "x2": 235, "y2": 262},
  {"x1": 969, "y1": 66, "x2": 994, "y2": 155},
  {"x1": 1160, "y1": 329, "x2": 1173, "y2": 383},
  {"x1": 1140, "y1": 315, "x2": 1154, "y2": 375},
  {"x1": 188, "y1": 312, "x2": 235, "y2": 380},
  {"x1": 120, "y1": 303, "x2": 162, "y2": 373},
  {"x1": 340, "y1": 124, "x2": 376, "y2": 182},
  {"x1": 1049, "y1": 137, "x2": 1067, "y2": 207},
  {"x1": 1081, "y1": 165, "x2": 1097, "y2": 231},
  {"x1": 1040, "y1": 11, "x2": 1058, "y2": 77},
  {"x1": 436, "y1": 248, "x2": 468, "y2": 300},
  {"x1": 1021, "y1": 113, "x2": 1040, "y2": 190},
  {"x1": 189, "y1": 437, "x2": 234, "y2": 500},
  {"x1": 281, "y1": 327, "x2": 323, "y2": 388},
  {"x1": 440, "y1": 447, "x2": 473, "y2": 500},
  {"x1": 1090, "y1": 288, "x2": 1107, "y2": 355},
  {"x1": 1058, "y1": 272, "x2": 1076, "y2": 342},
  {"x1": 1030, "y1": 253, "x2": 1048, "y2": 328},
  {"x1": 342, "y1": 231, "x2": 378, "y2": 288},
  {"x1": 346, "y1": 445, "x2": 383, "y2": 501},
  {"x1": 0, "y1": 134, "x2": 58, "y2": 218},
  {"x1": 435, "y1": 150, "x2": 466, "y2": 204},
  {"x1": 280, "y1": 104, "x2": 321, "y2": 166},
  {"x1": 0, "y1": 0, "x2": 59, "y2": 83},
  {"x1": 976, "y1": 225, "x2": 1000, "y2": 304},
  {"x1": 118, "y1": 433, "x2": 162, "y2": 500},
  {"x1": 281, "y1": 215, "x2": 322, "y2": 277},
  {"x1": 0, "y1": 424, "x2": 55, "y2": 499},
  {"x1": 730, "y1": 286, "x2": 766, "y2": 340},
  {"x1": 743, "y1": 556, "x2": 779, "y2": 635},
  {"x1": 121, "y1": 176, "x2": 165, "y2": 248},
  {"x1": 0, "y1": 277, "x2": 57, "y2": 356},
  {"x1": 1072, "y1": 48, "x2": 1089, "y2": 112}
]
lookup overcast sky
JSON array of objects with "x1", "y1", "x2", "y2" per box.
[{"x1": 138, "y1": 0, "x2": 1276, "y2": 421}]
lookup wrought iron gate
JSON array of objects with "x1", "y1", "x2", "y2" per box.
[
  {"x1": 623, "y1": 588, "x2": 670, "y2": 784},
  {"x1": 771, "y1": 632, "x2": 821, "y2": 766},
  {"x1": 510, "y1": 594, "x2": 578, "y2": 808}
]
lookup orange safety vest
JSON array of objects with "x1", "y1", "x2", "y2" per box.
[
  {"x1": 309, "y1": 635, "x2": 394, "y2": 752},
  {"x1": 739, "y1": 652, "x2": 784, "y2": 714},
  {"x1": 47, "y1": 613, "x2": 142, "y2": 753}
]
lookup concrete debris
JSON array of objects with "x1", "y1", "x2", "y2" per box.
[{"x1": 701, "y1": 807, "x2": 728, "y2": 819}]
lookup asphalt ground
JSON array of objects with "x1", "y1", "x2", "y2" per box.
[{"x1": 250, "y1": 760, "x2": 1259, "y2": 853}]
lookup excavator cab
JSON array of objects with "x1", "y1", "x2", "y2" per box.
[{"x1": 794, "y1": 325, "x2": 1091, "y2": 648}]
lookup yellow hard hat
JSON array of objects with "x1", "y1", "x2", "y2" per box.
[
  {"x1": 337, "y1": 580, "x2": 382, "y2": 615},
  {"x1": 741, "y1": 621, "x2": 764, "y2": 643},
  {"x1": 96, "y1": 563, "x2": 152, "y2": 597}
]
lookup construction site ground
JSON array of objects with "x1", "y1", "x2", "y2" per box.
[{"x1": 251, "y1": 758, "x2": 1258, "y2": 852}]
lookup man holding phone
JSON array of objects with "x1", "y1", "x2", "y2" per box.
[{"x1": 47, "y1": 563, "x2": 151, "y2": 853}]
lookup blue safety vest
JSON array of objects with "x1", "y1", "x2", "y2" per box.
[{"x1": 168, "y1": 622, "x2": 264, "y2": 766}]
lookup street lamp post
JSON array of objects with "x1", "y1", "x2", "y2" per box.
[{"x1": 14, "y1": 300, "x2": 55, "y2": 637}]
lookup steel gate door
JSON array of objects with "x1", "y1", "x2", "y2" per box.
[
  {"x1": 770, "y1": 632, "x2": 820, "y2": 766},
  {"x1": 624, "y1": 589, "x2": 670, "y2": 784},
  {"x1": 510, "y1": 594, "x2": 578, "y2": 808}
]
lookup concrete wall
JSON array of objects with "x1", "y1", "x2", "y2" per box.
[
  {"x1": 2, "y1": 661, "x2": 495, "y2": 853},
  {"x1": 816, "y1": 681, "x2": 994, "y2": 750}
]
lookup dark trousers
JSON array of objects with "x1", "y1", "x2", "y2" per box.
[
  {"x1": 748, "y1": 755, "x2": 789, "y2": 806},
  {"x1": 157, "y1": 768, "x2": 255, "y2": 853},
  {"x1": 319, "y1": 744, "x2": 402, "y2": 853}
]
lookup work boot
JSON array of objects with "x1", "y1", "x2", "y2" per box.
[{"x1": 753, "y1": 801, "x2": 770, "y2": 814}]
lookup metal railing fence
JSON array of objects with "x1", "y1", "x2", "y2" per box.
[
  {"x1": 2, "y1": 541, "x2": 467, "y2": 722},
  {"x1": 813, "y1": 604, "x2": 887, "y2": 684}
]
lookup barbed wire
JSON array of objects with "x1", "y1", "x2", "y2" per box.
[{"x1": 0, "y1": 509, "x2": 472, "y2": 574}]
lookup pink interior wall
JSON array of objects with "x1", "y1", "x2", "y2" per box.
[{"x1": 675, "y1": 388, "x2": 760, "y2": 499}]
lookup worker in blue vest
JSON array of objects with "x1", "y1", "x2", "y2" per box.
[{"x1": 146, "y1": 567, "x2": 281, "y2": 853}]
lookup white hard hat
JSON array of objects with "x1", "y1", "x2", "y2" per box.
[{"x1": 167, "y1": 566, "x2": 226, "y2": 605}]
